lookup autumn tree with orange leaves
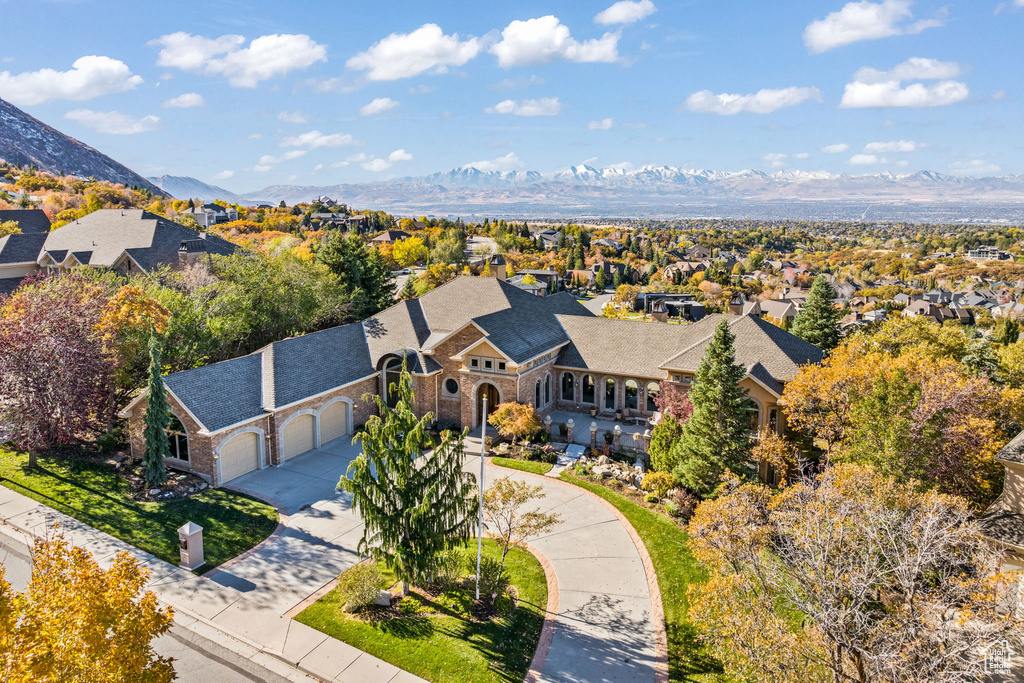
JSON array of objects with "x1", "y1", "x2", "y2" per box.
[{"x1": 488, "y1": 402, "x2": 541, "y2": 445}]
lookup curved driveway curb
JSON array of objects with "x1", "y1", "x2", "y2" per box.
[
  {"x1": 523, "y1": 540, "x2": 559, "y2": 683},
  {"x1": 202, "y1": 486, "x2": 289, "y2": 581}
]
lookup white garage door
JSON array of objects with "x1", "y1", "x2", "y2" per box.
[
  {"x1": 219, "y1": 432, "x2": 260, "y2": 483},
  {"x1": 320, "y1": 402, "x2": 349, "y2": 445},
  {"x1": 282, "y1": 414, "x2": 315, "y2": 460}
]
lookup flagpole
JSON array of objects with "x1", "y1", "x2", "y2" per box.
[{"x1": 476, "y1": 395, "x2": 487, "y2": 601}]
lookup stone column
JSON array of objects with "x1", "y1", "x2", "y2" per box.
[
  {"x1": 590, "y1": 421, "x2": 598, "y2": 448},
  {"x1": 566, "y1": 419, "x2": 574, "y2": 444},
  {"x1": 640, "y1": 429, "x2": 652, "y2": 469},
  {"x1": 613, "y1": 425, "x2": 622, "y2": 449},
  {"x1": 544, "y1": 415, "x2": 552, "y2": 436}
]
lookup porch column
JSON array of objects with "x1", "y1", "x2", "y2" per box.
[
  {"x1": 566, "y1": 419, "x2": 574, "y2": 444},
  {"x1": 613, "y1": 425, "x2": 621, "y2": 449},
  {"x1": 590, "y1": 421, "x2": 598, "y2": 449},
  {"x1": 544, "y1": 415, "x2": 552, "y2": 436}
]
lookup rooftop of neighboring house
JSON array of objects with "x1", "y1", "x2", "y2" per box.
[{"x1": 0, "y1": 209, "x2": 51, "y2": 234}]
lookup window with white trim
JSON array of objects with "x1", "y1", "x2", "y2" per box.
[
  {"x1": 443, "y1": 377, "x2": 460, "y2": 397},
  {"x1": 166, "y1": 416, "x2": 190, "y2": 463}
]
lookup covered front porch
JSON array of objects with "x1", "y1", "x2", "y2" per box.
[{"x1": 543, "y1": 409, "x2": 651, "y2": 451}]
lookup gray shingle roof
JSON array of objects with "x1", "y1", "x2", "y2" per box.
[
  {"x1": 0, "y1": 232, "x2": 47, "y2": 264},
  {"x1": 980, "y1": 509, "x2": 1024, "y2": 548},
  {"x1": 555, "y1": 315, "x2": 706, "y2": 378},
  {"x1": 270, "y1": 322, "x2": 375, "y2": 407},
  {"x1": 473, "y1": 292, "x2": 592, "y2": 364},
  {"x1": 0, "y1": 209, "x2": 51, "y2": 234},
  {"x1": 996, "y1": 429, "x2": 1024, "y2": 464},
  {"x1": 364, "y1": 299, "x2": 432, "y2": 367},
  {"x1": 0, "y1": 277, "x2": 27, "y2": 297},
  {"x1": 164, "y1": 353, "x2": 265, "y2": 433}
]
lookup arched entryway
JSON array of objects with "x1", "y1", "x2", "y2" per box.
[{"x1": 476, "y1": 382, "x2": 500, "y2": 427}]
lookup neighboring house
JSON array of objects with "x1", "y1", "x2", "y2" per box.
[
  {"x1": 310, "y1": 213, "x2": 367, "y2": 233},
  {"x1": 0, "y1": 209, "x2": 51, "y2": 234},
  {"x1": 923, "y1": 288, "x2": 954, "y2": 305},
  {"x1": 981, "y1": 431, "x2": 1024, "y2": 571},
  {"x1": 968, "y1": 246, "x2": 1012, "y2": 262},
  {"x1": 506, "y1": 274, "x2": 547, "y2": 296},
  {"x1": 684, "y1": 245, "x2": 711, "y2": 260},
  {"x1": 593, "y1": 237, "x2": 624, "y2": 254},
  {"x1": 533, "y1": 229, "x2": 572, "y2": 251},
  {"x1": 663, "y1": 260, "x2": 705, "y2": 280},
  {"x1": 314, "y1": 195, "x2": 337, "y2": 207},
  {"x1": 0, "y1": 209, "x2": 236, "y2": 296},
  {"x1": 371, "y1": 230, "x2": 411, "y2": 244},
  {"x1": 637, "y1": 292, "x2": 707, "y2": 322},
  {"x1": 183, "y1": 203, "x2": 238, "y2": 228},
  {"x1": 758, "y1": 299, "x2": 801, "y2": 322},
  {"x1": 121, "y1": 277, "x2": 822, "y2": 488}
]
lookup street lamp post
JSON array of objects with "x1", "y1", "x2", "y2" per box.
[{"x1": 476, "y1": 394, "x2": 487, "y2": 601}]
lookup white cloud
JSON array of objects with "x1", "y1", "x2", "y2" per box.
[
  {"x1": 248, "y1": 133, "x2": 262, "y2": 139},
  {"x1": 949, "y1": 159, "x2": 1001, "y2": 175},
  {"x1": 214, "y1": 170, "x2": 234, "y2": 180},
  {"x1": 466, "y1": 152, "x2": 525, "y2": 172},
  {"x1": 363, "y1": 158, "x2": 391, "y2": 172},
  {"x1": 840, "y1": 79, "x2": 968, "y2": 108},
  {"x1": 63, "y1": 109, "x2": 159, "y2": 135},
  {"x1": 161, "y1": 92, "x2": 204, "y2": 108},
  {"x1": 491, "y1": 16, "x2": 619, "y2": 68},
  {"x1": 684, "y1": 86, "x2": 822, "y2": 115},
  {"x1": 821, "y1": 143, "x2": 850, "y2": 153},
  {"x1": 895, "y1": 160, "x2": 909, "y2": 167},
  {"x1": 278, "y1": 110, "x2": 308, "y2": 124},
  {"x1": 347, "y1": 153, "x2": 371, "y2": 162},
  {"x1": 150, "y1": 32, "x2": 326, "y2": 88},
  {"x1": 595, "y1": 0, "x2": 657, "y2": 25},
  {"x1": 388, "y1": 148, "x2": 413, "y2": 162},
  {"x1": 850, "y1": 153, "x2": 886, "y2": 165},
  {"x1": 793, "y1": 152, "x2": 810, "y2": 159},
  {"x1": 0, "y1": 55, "x2": 142, "y2": 106},
  {"x1": 253, "y1": 165, "x2": 273, "y2": 172},
  {"x1": 346, "y1": 24, "x2": 482, "y2": 81},
  {"x1": 258, "y1": 150, "x2": 307, "y2": 165},
  {"x1": 763, "y1": 153, "x2": 788, "y2": 168},
  {"x1": 330, "y1": 161, "x2": 349, "y2": 168},
  {"x1": 863, "y1": 139, "x2": 921, "y2": 153},
  {"x1": 588, "y1": 117, "x2": 614, "y2": 130},
  {"x1": 485, "y1": 97, "x2": 563, "y2": 116},
  {"x1": 852, "y1": 57, "x2": 961, "y2": 84},
  {"x1": 803, "y1": 0, "x2": 942, "y2": 54},
  {"x1": 280, "y1": 130, "x2": 357, "y2": 148},
  {"x1": 1017, "y1": 0, "x2": 1024, "y2": 6},
  {"x1": 359, "y1": 97, "x2": 399, "y2": 116}
]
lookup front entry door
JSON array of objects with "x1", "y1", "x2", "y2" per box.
[{"x1": 477, "y1": 383, "x2": 500, "y2": 427}]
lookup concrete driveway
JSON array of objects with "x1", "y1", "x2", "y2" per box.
[{"x1": 209, "y1": 439, "x2": 367, "y2": 614}]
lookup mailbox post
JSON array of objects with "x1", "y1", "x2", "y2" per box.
[{"x1": 177, "y1": 521, "x2": 205, "y2": 570}]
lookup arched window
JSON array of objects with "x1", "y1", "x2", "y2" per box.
[
  {"x1": 581, "y1": 374, "x2": 595, "y2": 404},
  {"x1": 646, "y1": 382, "x2": 660, "y2": 412},
  {"x1": 604, "y1": 378, "x2": 616, "y2": 410},
  {"x1": 746, "y1": 399, "x2": 761, "y2": 433},
  {"x1": 535, "y1": 379, "x2": 542, "y2": 407},
  {"x1": 166, "y1": 416, "x2": 190, "y2": 462},
  {"x1": 561, "y1": 372, "x2": 575, "y2": 401},
  {"x1": 625, "y1": 380, "x2": 638, "y2": 410},
  {"x1": 384, "y1": 357, "x2": 403, "y2": 409},
  {"x1": 544, "y1": 374, "x2": 551, "y2": 405}
]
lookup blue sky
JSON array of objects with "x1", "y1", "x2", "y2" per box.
[{"x1": 0, "y1": 0, "x2": 1020, "y2": 191}]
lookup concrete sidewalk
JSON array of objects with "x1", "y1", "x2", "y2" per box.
[{"x1": 0, "y1": 483, "x2": 424, "y2": 683}]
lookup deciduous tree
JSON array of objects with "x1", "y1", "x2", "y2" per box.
[
  {"x1": 488, "y1": 402, "x2": 541, "y2": 445},
  {"x1": 483, "y1": 477, "x2": 560, "y2": 568}
]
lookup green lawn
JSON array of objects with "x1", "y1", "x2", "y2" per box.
[
  {"x1": 0, "y1": 448, "x2": 279, "y2": 570},
  {"x1": 559, "y1": 471, "x2": 724, "y2": 682},
  {"x1": 490, "y1": 457, "x2": 552, "y2": 476},
  {"x1": 297, "y1": 540, "x2": 548, "y2": 683}
]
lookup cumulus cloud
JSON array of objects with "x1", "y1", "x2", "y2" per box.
[
  {"x1": 595, "y1": 0, "x2": 657, "y2": 25},
  {"x1": 161, "y1": 92, "x2": 203, "y2": 108},
  {"x1": 821, "y1": 143, "x2": 850, "y2": 153},
  {"x1": 863, "y1": 139, "x2": 921, "y2": 153},
  {"x1": 361, "y1": 158, "x2": 390, "y2": 172},
  {"x1": 346, "y1": 24, "x2": 482, "y2": 81},
  {"x1": 793, "y1": 152, "x2": 810, "y2": 159},
  {"x1": 359, "y1": 97, "x2": 399, "y2": 116},
  {"x1": 485, "y1": 97, "x2": 563, "y2": 116},
  {"x1": 280, "y1": 130, "x2": 357, "y2": 148},
  {"x1": 466, "y1": 152, "x2": 525, "y2": 172},
  {"x1": 150, "y1": 32, "x2": 326, "y2": 88},
  {"x1": 491, "y1": 16, "x2": 619, "y2": 68},
  {"x1": 278, "y1": 110, "x2": 308, "y2": 124},
  {"x1": 63, "y1": 109, "x2": 159, "y2": 135},
  {"x1": 852, "y1": 57, "x2": 960, "y2": 84},
  {"x1": 214, "y1": 170, "x2": 234, "y2": 180},
  {"x1": 684, "y1": 86, "x2": 822, "y2": 115},
  {"x1": 588, "y1": 117, "x2": 614, "y2": 130},
  {"x1": 388, "y1": 148, "x2": 413, "y2": 162},
  {"x1": 258, "y1": 150, "x2": 307, "y2": 165},
  {"x1": 850, "y1": 153, "x2": 885, "y2": 165},
  {"x1": 490, "y1": 75, "x2": 546, "y2": 90},
  {"x1": 840, "y1": 79, "x2": 968, "y2": 107},
  {"x1": 950, "y1": 159, "x2": 1001, "y2": 175},
  {"x1": 763, "y1": 153, "x2": 788, "y2": 168},
  {"x1": 0, "y1": 56, "x2": 142, "y2": 106},
  {"x1": 803, "y1": 0, "x2": 943, "y2": 54}
]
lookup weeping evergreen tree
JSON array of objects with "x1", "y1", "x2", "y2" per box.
[
  {"x1": 671, "y1": 319, "x2": 752, "y2": 494},
  {"x1": 340, "y1": 360, "x2": 477, "y2": 593},
  {"x1": 142, "y1": 336, "x2": 170, "y2": 489},
  {"x1": 790, "y1": 275, "x2": 841, "y2": 352}
]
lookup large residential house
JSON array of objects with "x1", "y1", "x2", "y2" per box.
[
  {"x1": 183, "y1": 203, "x2": 238, "y2": 228},
  {"x1": 982, "y1": 432, "x2": 1024, "y2": 570},
  {"x1": 121, "y1": 277, "x2": 823, "y2": 488},
  {"x1": 0, "y1": 209, "x2": 236, "y2": 296}
]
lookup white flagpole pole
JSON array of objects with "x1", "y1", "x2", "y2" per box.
[{"x1": 476, "y1": 395, "x2": 487, "y2": 601}]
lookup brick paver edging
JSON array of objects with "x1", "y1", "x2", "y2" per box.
[
  {"x1": 489, "y1": 458, "x2": 670, "y2": 683},
  {"x1": 202, "y1": 485, "x2": 289, "y2": 580},
  {"x1": 522, "y1": 540, "x2": 559, "y2": 683}
]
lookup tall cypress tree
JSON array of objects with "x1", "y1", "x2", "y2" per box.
[
  {"x1": 142, "y1": 336, "x2": 170, "y2": 489},
  {"x1": 671, "y1": 319, "x2": 752, "y2": 494},
  {"x1": 790, "y1": 275, "x2": 841, "y2": 352},
  {"x1": 340, "y1": 361, "x2": 477, "y2": 593}
]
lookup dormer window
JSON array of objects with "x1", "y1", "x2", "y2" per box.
[
  {"x1": 498, "y1": 362, "x2": 506, "y2": 372},
  {"x1": 470, "y1": 358, "x2": 479, "y2": 369}
]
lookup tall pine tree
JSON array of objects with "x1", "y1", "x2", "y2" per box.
[
  {"x1": 671, "y1": 319, "x2": 752, "y2": 494},
  {"x1": 340, "y1": 360, "x2": 477, "y2": 593},
  {"x1": 142, "y1": 336, "x2": 170, "y2": 489},
  {"x1": 317, "y1": 232, "x2": 395, "y2": 318},
  {"x1": 790, "y1": 275, "x2": 841, "y2": 352}
]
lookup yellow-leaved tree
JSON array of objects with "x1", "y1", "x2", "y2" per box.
[{"x1": 0, "y1": 534, "x2": 175, "y2": 682}]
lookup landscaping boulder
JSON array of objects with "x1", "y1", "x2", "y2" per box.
[
  {"x1": 373, "y1": 590, "x2": 392, "y2": 606},
  {"x1": 596, "y1": 455, "x2": 610, "y2": 465}
]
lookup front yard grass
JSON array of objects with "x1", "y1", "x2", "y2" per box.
[
  {"x1": 559, "y1": 471, "x2": 724, "y2": 682},
  {"x1": 296, "y1": 540, "x2": 547, "y2": 683},
  {"x1": 0, "y1": 448, "x2": 278, "y2": 570},
  {"x1": 490, "y1": 457, "x2": 552, "y2": 475}
]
